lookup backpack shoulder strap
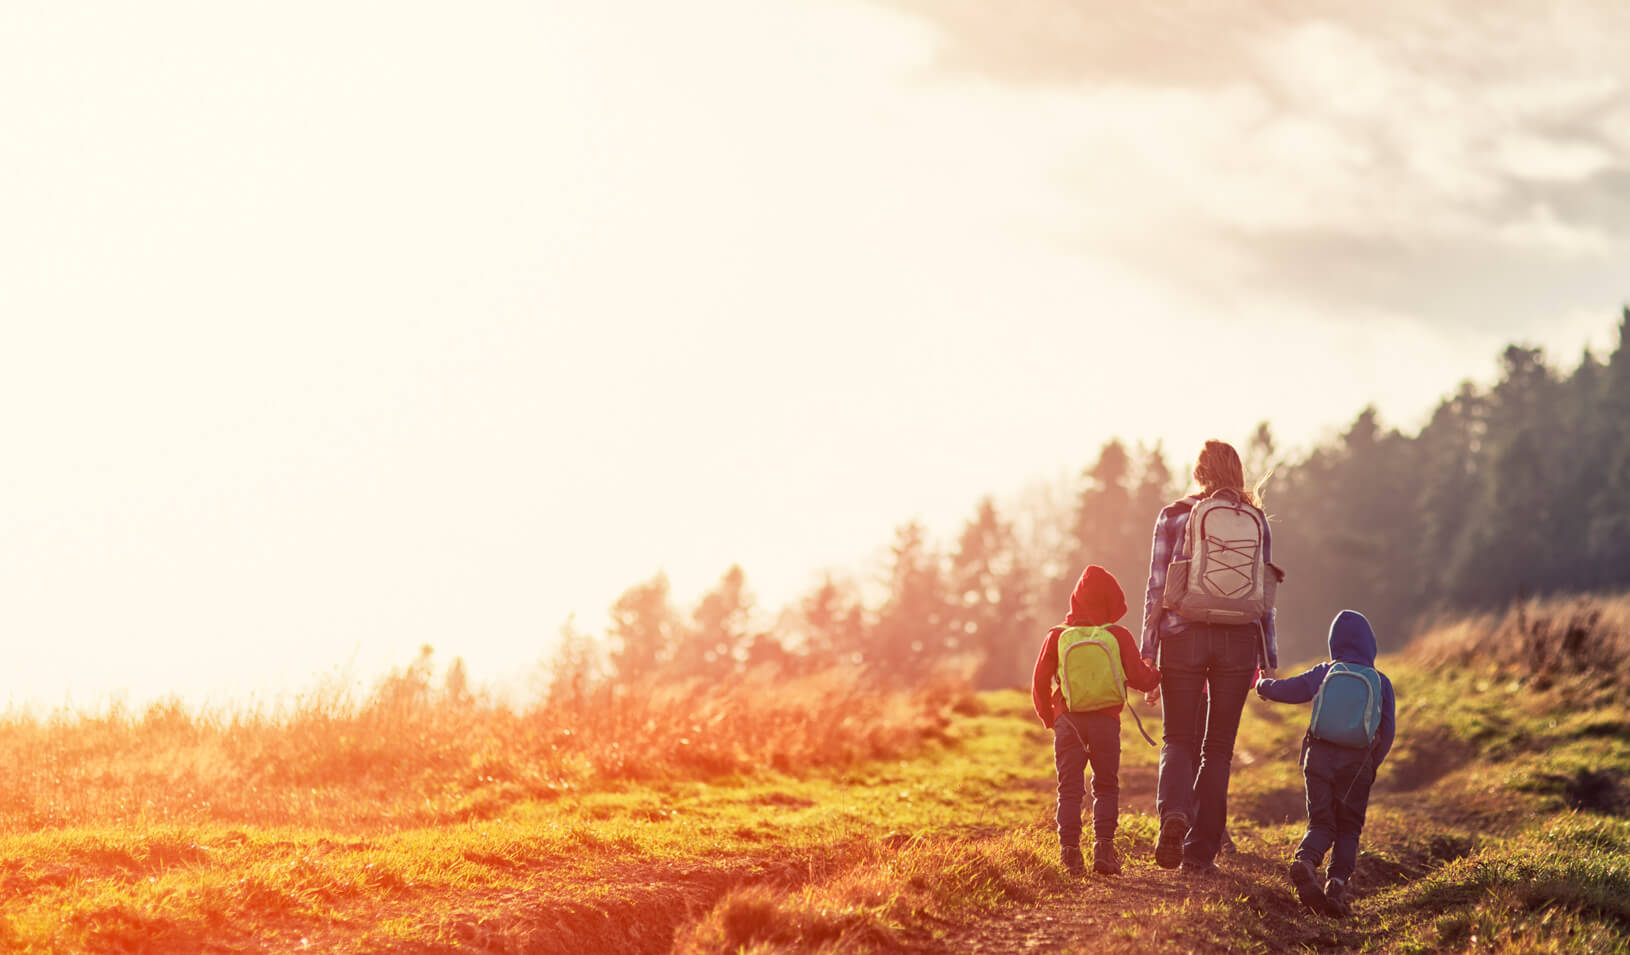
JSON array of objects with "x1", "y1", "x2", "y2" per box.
[{"x1": 1170, "y1": 497, "x2": 1200, "y2": 558}]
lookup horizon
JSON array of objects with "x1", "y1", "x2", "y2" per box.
[
  {"x1": 7, "y1": 326, "x2": 1619, "y2": 714},
  {"x1": 4, "y1": 1, "x2": 1628, "y2": 708}
]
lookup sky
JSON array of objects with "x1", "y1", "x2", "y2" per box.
[{"x1": 2, "y1": 0, "x2": 1627, "y2": 708}]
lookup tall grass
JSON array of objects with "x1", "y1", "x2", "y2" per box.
[
  {"x1": 0, "y1": 650, "x2": 974, "y2": 833},
  {"x1": 1410, "y1": 591, "x2": 1630, "y2": 688}
]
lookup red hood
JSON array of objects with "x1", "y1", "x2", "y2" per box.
[{"x1": 1064, "y1": 564, "x2": 1126, "y2": 626}]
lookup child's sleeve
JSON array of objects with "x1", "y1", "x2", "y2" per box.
[
  {"x1": 1255, "y1": 664, "x2": 1328, "y2": 703},
  {"x1": 1111, "y1": 625, "x2": 1161, "y2": 692},
  {"x1": 1031, "y1": 629, "x2": 1062, "y2": 728}
]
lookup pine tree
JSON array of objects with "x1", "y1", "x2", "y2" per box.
[
  {"x1": 1412, "y1": 382, "x2": 1486, "y2": 613},
  {"x1": 1554, "y1": 347, "x2": 1607, "y2": 590},
  {"x1": 1055, "y1": 440, "x2": 1141, "y2": 618},
  {"x1": 797, "y1": 573, "x2": 868, "y2": 668},
  {"x1": 681, "y1": 565, "x2": 755, "y2": 677},
  {"x1": 873, "y1": 521, "x2": 950, "y2": 683},
  {"x1": 548, "y1": 616, "x2": 601, "y2": 710},
  {"x1": 1127, "y1": 443, "x2": 1177, "y2": 634},
  {"x1": 1447, "y1": 346, "x2": 1559, "y2": 606},
  {"x1": 1587, "y1": 307, "x2": 1630, "y2": 588},
  {"x1": 947, "y1": 498, "x2": 1032, "y2": 689},
  {"x1": 1243, "y1": 421, "x2": 1277, "y2": 486},
  {"x1": 607, "y1": 572, "x2": 679, "y2": 681}
]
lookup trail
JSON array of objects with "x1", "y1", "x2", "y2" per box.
[
  {"x1": 941, "y1": 760, "x2": 1196, "y2": 954},
  {"x1": 946, "y1": 870, "x2": 1196, "y2": 954},
  {"x1": 937, "y1": 712, "x2": 1490, "y2": 954}
]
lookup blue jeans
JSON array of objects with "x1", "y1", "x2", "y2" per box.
[
  {"x1": 1053, "y1": 711, "x2": 1121, "y2": 847},
  {"x1": 1296, "y1": 738, "x2": 1376, "y2": 881},
  {"x1": 1154, "y1": 624, "x2": 1257, "y2": 865}
]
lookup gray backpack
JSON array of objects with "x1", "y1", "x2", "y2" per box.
[{"x1": 1160, "y1": 489, "x2": 1279, "y2": 624}]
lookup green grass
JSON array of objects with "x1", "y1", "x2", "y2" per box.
[{"x1": 4, "y1": 597, "x2": 1630, "y2": 952}]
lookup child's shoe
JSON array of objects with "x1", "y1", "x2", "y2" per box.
[
  {"x1": 1092, "y1": 839, "x2": 1121, "y2": 875},
  {"x1": 1323, "y1": 878, "x2": 1354, "y2": 917},
  {"x1": 1219, "y1": 827, "x2": 1238, "y2": 854},
  {"x1": 1288, "y1": 860, "x2": 1326, "y2": 912},
  {"x1": 1154, "y1": 816, "x2": 1188, "y2": 869},
  {"x1": 1061, "y1": 845, "x2": 1086, "y2": 876}
]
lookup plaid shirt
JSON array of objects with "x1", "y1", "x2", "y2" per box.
[{"x1": 1139, "y1": 498, "x2": 1279, "y2": 670}]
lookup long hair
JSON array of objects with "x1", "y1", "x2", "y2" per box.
[{"x1": 1192, "y1": 439, "x2": 1268, "y2": 510}]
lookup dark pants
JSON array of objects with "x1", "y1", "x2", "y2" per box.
[
  {"x1": 1053, "y1": 711, "x2": 1121, "y2": 847},
  {"x1": 1295, "y1": 738, "x2": 1376, "y2": 881},
  {"x1": 1189, "y1": 687, "x2": 1228, "y2": 841},
  {"x1": 1154, "y1": 624, "x2": 1258, "y2": 865}
]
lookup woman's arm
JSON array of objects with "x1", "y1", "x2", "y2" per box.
[
  {"x1": 1259, "y1": 515, "x2": 1279, "y2": 673},
  {"x1": 1140, "y1": 504, "x2": 1185, "y2": 663}
]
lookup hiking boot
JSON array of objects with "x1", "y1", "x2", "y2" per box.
[
  {"x1": 1154, "y1": 816, "x2": 1188, "y2": 869},
  {"x1": 1092, "y1": 839, "x2": 1121, "y2": 876},
  {"x1": 1324, "y1": 878, "x2": 1354, "y2": 917},
  {"x1": 1219, "y1": 827, "x2": 1238, "y2": 855},
  {"x1": 1061, "y1": 845, "x2": 1086, "y2": 876},
  {"x1": 1179, "y1": 859, "x2": 1222, "y2": 877},
  {"x1": 1288, "y1": 860, "x2": 1327, "y2": 912}
]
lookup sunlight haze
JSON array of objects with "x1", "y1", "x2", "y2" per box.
[{"x1": 3, "y1": 0, "x2": 1626, "y2": 706}]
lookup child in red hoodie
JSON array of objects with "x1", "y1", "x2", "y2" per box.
[{"x1": 1031, "y1": 565, "x2": 1162, "y2": 876}]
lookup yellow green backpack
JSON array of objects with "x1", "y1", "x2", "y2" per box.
[
  {"x1": 1057, "y1": 626, "x2": 1127, "y2": 711},
  {"x1": 1055, "y1": 626, "x2": 1155, "y2": 745}
]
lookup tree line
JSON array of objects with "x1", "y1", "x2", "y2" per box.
[{"x1": 553, "y1": 307, "x2": 1630, "y2": 694}]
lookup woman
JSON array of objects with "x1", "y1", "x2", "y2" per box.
[{"x1": 1140, "y1": 440, "x2": 1278, "y2": 874}]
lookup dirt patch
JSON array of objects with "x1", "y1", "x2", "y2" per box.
[
  {"x1": 945, "y1": 849, "x2": 1364, "y2": 955},
  {"x1": 942, "y1": 889, "x2": 1120, "y2": 954},
  {"x1": 748, "y1": 791, "x2": 818, "y2": 809},
  {"x1": 1357, "y1": 832, "x2": 1476, "y2": 887},
  {"x1": 1235, "y1": 785, "x2": 1308, "y2": 826},
  {"x1": 1117, "y1": 765, "x2": 1158, "y2": 800},
  {"x1": 1559, "y1": 768, "x2": 1630, "y2": 816},
  {"x1": 1380, "y1": 727, "x2": 1477, "y2": 794}
]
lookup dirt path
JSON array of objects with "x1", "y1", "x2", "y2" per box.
[
  {"x1": 940, "y1": 763, "x2": 1195, "y2": 954},
  {"x1": 938, "y1": 737, "x2": 1477, "y2": 955},
  {"x1": 948, "y1": 893, "x2": 1107, "y2": 954},
  {"x1": 936, "y1": 750, "x2": 1325, "y2": 955},
  {"x1": 944, "y1": 851, "x2": 1243, "y2": 954}
]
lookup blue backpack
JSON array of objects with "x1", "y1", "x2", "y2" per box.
[{"x1": 1308, "y1": 662, "x2": 1383, "y2": 749}]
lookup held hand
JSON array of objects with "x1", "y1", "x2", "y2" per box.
[{"x1": 1144, "y1": 686, "x2": 1161, "y2": 706}]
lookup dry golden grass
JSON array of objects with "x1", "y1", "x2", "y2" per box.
[
  {"x1": 0, "y1": 650, "x2": 974, "y2": 834},
  {"x1": 1411, "y1": 591, "x2": 1630, "y2": 690},
  {"x1": 8, "y1": 598, "x2": 1630, "y2": 952}
]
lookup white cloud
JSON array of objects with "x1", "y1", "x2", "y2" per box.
[
  {"x1": 1494, "y1": 134, "x2": 1618, "y2": 182},
  {"x1": 1602, "y1": 108, "x2": 1630, "y2": 152},
  {"x1": 881, "y1": 0, "x2": 1630, "y2": 318},
  {"x1": 1495, "y1": 203, "x2": 1618, "y2": 257},
  {"x1": 1263, "y1": 20, "x2": 1398, "y2": 118}
]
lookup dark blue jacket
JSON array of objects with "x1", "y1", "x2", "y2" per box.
[{"x1": 1255, "y1": 609, "x2": 1396, "y2": 764}]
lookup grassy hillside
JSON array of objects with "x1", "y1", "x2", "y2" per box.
[{"x1": 1, "y1": 597, "x2": 1627, "y2": 952}]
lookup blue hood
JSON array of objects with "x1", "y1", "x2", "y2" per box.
[{"x1": 1328, "y1": 610, "x2": 1376, "y2": 665}]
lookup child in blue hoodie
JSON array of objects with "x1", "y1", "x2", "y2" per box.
[{"x1": 1255, "y1": 610, "x2": 1395, "y2": 917}]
